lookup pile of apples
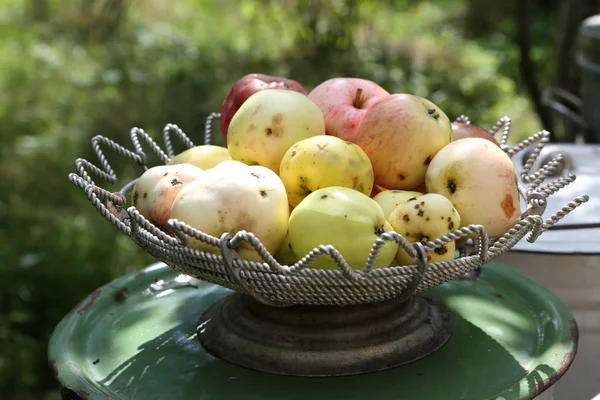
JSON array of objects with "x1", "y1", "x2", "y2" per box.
[{"x1": 131, "y1": 73, "x2": 522, "y2": 270}]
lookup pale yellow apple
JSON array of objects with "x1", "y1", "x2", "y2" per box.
[
  {"x1": 373, "y1": 189, "x2": 423, "y2": 219},
  {"x1": 170, "y1": 162, "x2": 289, "y2": 261},
  {"x1": 227, "y1": 89, "x2": 326, "y2": 173},
  {"x1": 388, "y1": 193, "x2": 461, "y2": 265},
  {"x1": 167, "y1": 145, "x2": 232, "y2": 170}
]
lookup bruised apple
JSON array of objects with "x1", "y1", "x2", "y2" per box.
[
  {"x1": 425, "y1": 138, "x2": 521, "y2": 237},
  {"x1": 227, "y1": 90, "x2": 326, "y2": 173},
  {"x1": 132, "y1": 164, "x2": 203, "y2": 226},
  {"x1": 220, "y1": 73, "x2": 306, "y2": 144},
  {"x1": 388, "y1": 193, "x2": 461, "y2": 265},
  {"x1": 170, "y1": 161, "x2": 289, "y2": 261},
  {"x1": 373, "y1": 189, "x2": 423, "y2": 218}
]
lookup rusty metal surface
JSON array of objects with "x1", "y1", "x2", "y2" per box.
[
  {"x1": 197, "y1": 292, "x2": 454, "y2": 377},
  {"x1": 48, "y1": 261, "x2": 578, "y2": 400}
]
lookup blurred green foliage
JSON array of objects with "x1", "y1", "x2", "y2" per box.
[{"x1": 0, "y1": 0, "x2": 557, "y2": 398}]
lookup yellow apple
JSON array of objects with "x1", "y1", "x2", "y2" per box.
[{"x1": 279, "y1": 135, "x2": 374, "y2": 207}]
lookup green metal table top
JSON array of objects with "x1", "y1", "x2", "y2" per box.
[{"x1": 48, "y1": 261, "x2": 577, "y2": 400}]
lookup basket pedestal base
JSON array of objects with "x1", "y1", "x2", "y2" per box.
[{"x1": 196, "y1": 292, "x2": 454, "y2": 377}]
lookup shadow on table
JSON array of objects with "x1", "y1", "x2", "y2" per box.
[{"x1": 93, "y1": 290, "x2": 537, "y2": 400}]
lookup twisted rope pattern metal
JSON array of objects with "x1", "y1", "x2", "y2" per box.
[{"x1": 67, "y1": 114, "x2": 590, "y2": 306}]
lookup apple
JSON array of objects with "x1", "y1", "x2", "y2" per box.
[
  {"x1": 425, "y1": 138, "x2": 521, "y2": 237},
  {"x1": 279, "y1": 135, "x2": 374, "y2": 207},
  {"x1": 388, "y1": 193, "x2": 461, "y2": 265},
  {"x1": 220, "y1": 73, "x2": 306, "y2": 144},
  {"x1": 307, "y1": 77, "x2": 389, "y2": 142},
  {"x1": 132, "y1": 164, "x2": 204, "y2": 226},
  {"x1": 287, "y1": 186, "x2": 398, "y2": 270},
  {"x1": 369, "y1": 183, "x2": 389, "y2": 198},
  {"x1": 451, "y1": 122, "x2": 500, "y2": 147},
  {"x1": 170, "y1": 161, "x2": 289, "y2": 261},
  {"x1": 373, "y1": 189, "x2": 423, "y2": 218},
  {"x1": 167, "y1": 145, "x2": 232, "y2": 170},
  {"x1": 273, "y1": 233, "x2": 299, "y2": 266},
  {"x1": 353, "y1": 94, "x2": 453, "y2": 191},
  {"x1": 227, "y1": 89, "x2": 326, "y2": 173}
]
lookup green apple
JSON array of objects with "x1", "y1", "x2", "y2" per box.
[
  {"x1": 227, "y1": 89, "x2": 326, "y2": 173},
  {"x1": 373, "y1": 189, "x2": 424, "y2": 219},
  {"x1": 425, "y1": 138, "x2": 521, "y2": 237},
  {"x1": 167, "y1": 145, "x2": 232, "y2": 170},
  {"x1": 273, "y1": 233, "x2": 299, "y2": 266},
  {"x1": 170, "y1": 161, "x2": 289, "y2": 261},
  {"x1": 388, "y1": 193, "x2": 460, "y2": 265},
  {"x1": 287, "y1": 186, "x2": 398, "y2": 269},
  {"x1": 279, "y1": 135, "x2": 374, "y2": 208}
]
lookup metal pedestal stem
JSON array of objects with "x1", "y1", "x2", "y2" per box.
[{"x1": 197, "y1": 292, "x2": 454, "y2": 377}]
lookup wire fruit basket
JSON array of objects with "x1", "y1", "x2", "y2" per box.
[{"x1": 68, "y1": 112, "x2": 589, "y2": 376}]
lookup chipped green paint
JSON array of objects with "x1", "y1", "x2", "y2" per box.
[{"x1": 48, "y1": 261, "x2": 577, "y2": 400}]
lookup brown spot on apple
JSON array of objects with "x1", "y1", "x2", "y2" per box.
[
  {"x1": 501, "y1": 194, "x2": 516, "y2": 218},
  {"x1": 291, "y1": 150, "x2": 297, "y2": 157},
  {"x1": 259, "y1": 190, "x2": 267, "y2": 197},
  {"x1": 321, "y1": 194, "x2": 328, "y2": 199},
  {"x1": 272, "y1": 112, "x2": 283, "y2": 125},
  {"x1": 417, "y1": 209, "x2": 424, "y2": 217},
  {"x1": 403, "y1": 214, "x2": 410, "y2": 222},
  {"x1": 143, "y1": 192, "x2": 147, "y2": 199},
  {"x1": 414, "y1": 204, "x2": 420, "y2": 209},
  {"x1": 133, "y1": 191, "x2": 139, "y2": 206},
  {"x1": 170, "y1": 179, "x2": 182, "y2": 186},
  {"x1": 352, "y1": 175, "x2": 359, "y2": 189},
  {"x1": 447, "y1": 179, "x2": 457, "y2": 194},
  {"x1": 424, "y1": 155, "x2": 432, "y2": 165},
  {"x1": 408, "y1": 197, "x2": 417, "y2": 201},
  {"x1": 317, "y1": 143, "x2": 329, "y2": 151},
  {"x1": 448, "y1": 221, "x2": 455, "y2": 230},
  {"x1": 398, "y1": 174, "x2": 406, "y2": 181},
  {"x1": 265, "y1": 127, "x2": 273, "y2": 136},
  {"x1": 434, "y1": 245, "x2": 448, "y2": 255}
]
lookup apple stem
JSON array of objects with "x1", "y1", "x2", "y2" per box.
[
  {"x1": 428, "y1": 108, "x2": 440, "y2": 119},
  {"x1": 353, "y1": 88, "x2": 364, "y2": 109}
]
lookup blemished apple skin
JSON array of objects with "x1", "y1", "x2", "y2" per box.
[{"x1": 425, "y1": 138, "x2": 521, "y2": 237}]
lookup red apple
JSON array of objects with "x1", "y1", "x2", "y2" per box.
[
  {"x1": 307, "y1": 78, "x2": 389, "y2": 142},
  {"x1": 354, "y1": 94, "x2": 453, "y2": 191},
  {"x1": 451, "y1": 122, "x2": 500, "y2": 146},
  {"x1": 219, "y1": 73, "x2": 307, "y2": 144},
  {"x1": 369, "y1": 183, "x2": 389, "y2": 198}
]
